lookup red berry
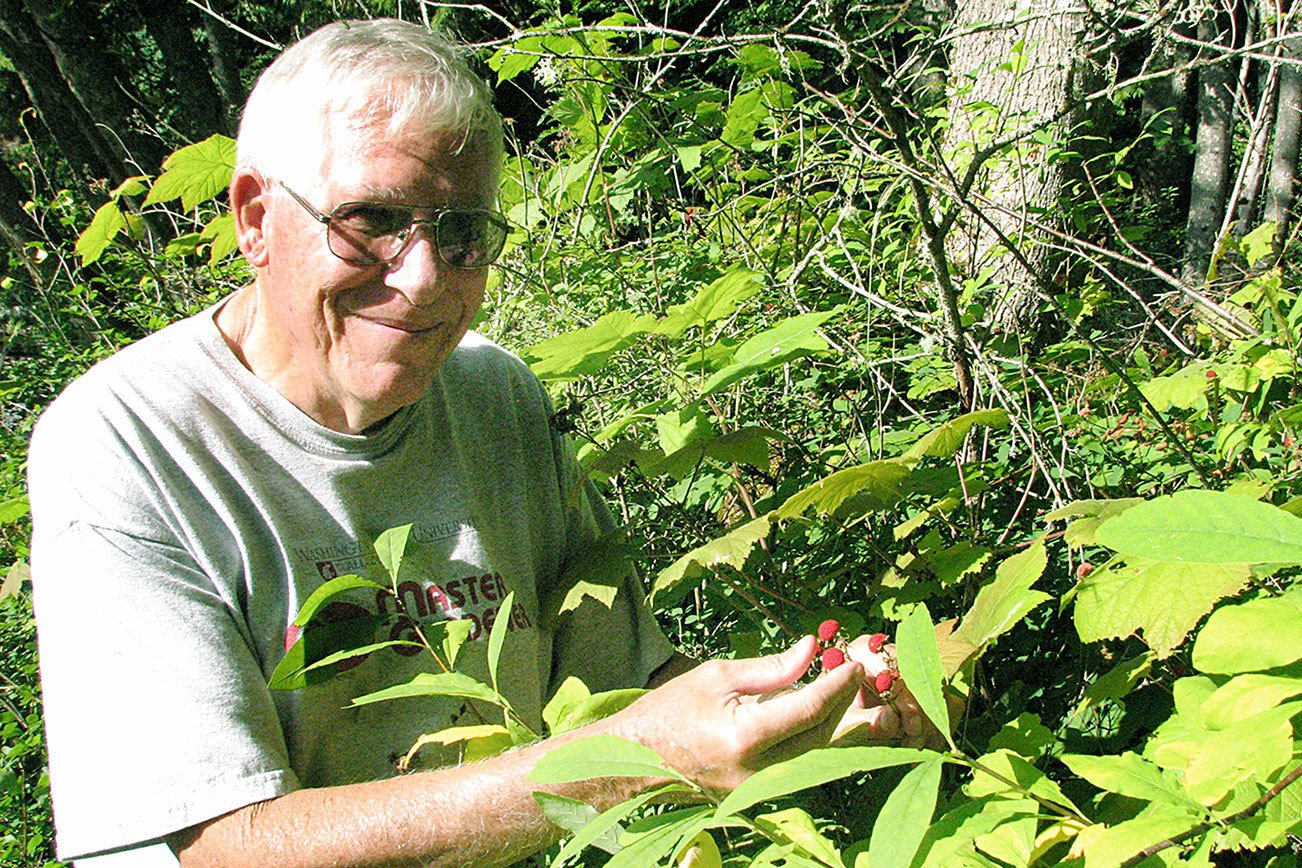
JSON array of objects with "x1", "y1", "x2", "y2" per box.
[
  {"x1": 1206, "y1": 369, "x2": 1218, "y2": 379},
  {"x1": 867, "y1": 633, "x2": 887, "y2": 654},
  {"x1": 821, "y1": 647, "x2": 846, "y2": 670},
  {"x1": 873, "y1": 670, "x2": 897, "y2": 693},
  {"x1": 1076, "y1": 562, "x2": 1094, "y2": 579},
  {"x1": 817, "y1": 619, "x2": 840, "y2": 643}
]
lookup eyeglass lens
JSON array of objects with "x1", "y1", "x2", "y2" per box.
[{"x1": 326, "y1": 202, "x2": 507, "y2": 267}]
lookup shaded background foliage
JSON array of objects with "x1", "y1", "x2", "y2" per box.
[{"x1": 2, "y1": 0, "x2": 1302, "y2": 864}]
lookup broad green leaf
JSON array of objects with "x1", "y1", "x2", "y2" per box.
[
  {"x1": 402, "y1": 724, "x2": 515, "y2": 766},
  {"x1": 550, "y1": 688, "x2": 646, "y2": 734},
  {"x1": 1059, "y1": 752, "x2": 1193, "y2": 807},
  {"x1": 1182, "y1": 701, "x2": 1302, "y2": 805},
  {"x1": 896, "y1": 604, "x2": 953, "y2": 747},
  {"x1": 1201, "y1": 673, "x2": 1302, "y2": 728},
  {"x1": 903, "y1": 409, "x2": 1010, "y2": 462},
  {"x1": 349, "y1": 671, "x2": 507, "y2": 708},
  {"x1": 1043, "y1": 498, "x2": 1144, "y2": 522},
  {"x1": 529, "y1": 735, "x2": 679, "y2": 783},
  {"x1": 952, "y1": 542, "x2": 1050, "y2": 649},
  {"x1": 1072, "y1": 560, "x2": 1250, "y2": 658},
  {"x1": 1193, "y1": 586, "x2": 1302, "y2": 673},
  {"x1": 777, "y1": 459, "x2": 909, "y2": 521},
  {"x1": 967, "y1": 749, "x2": 1081, "y2": 814},
  {"x1": 913, "y1": 797, "x2": 1019, "y2": 866},
  {"x1": 0, "y1": 496, "x2": 29, "y2": 524},
  {"x1": 987, "y1": 712, "x2": 1056, "y2": 758},
  {"x1": 269, "y1": 613, "x2": 387, "y2": 690},
  {"x1": 867, "y1": 757, "x2": 943, "y2": 868},
  {"x1": 1078, "y1": 652, "x2": 1155, "y2": 713},
  {"x1": 374, "y1": 524, "x2": 412, "y2": 583},
  {"x1": 292, "y1": 574, "x2": 387, "y2": 627},
  {"x1": 753, "y1": 808, "x2": 840, "y2": 866},
  {"x1": 701, "y1": 309, "x2": 840, "y2": 396},
  {"x1": 76, "y1": 200, "x2": 127, "y2": 264},
  {"x1": 656, "y1": 269, "x2": 762, "y2": 338},
  {"x1": 1073, "y1": 803, "x2": 1198, "y2": 868},
  {"x1": 548, "y1": 784, "x2": 690, "y2": 867},
  {"x1": 524, "y1": 310, "x2": 657, "y2": 380},
  {"x1": 487, "y1": 591, "x2": 514, "y2": 693},
  {"x1": 543, "y1": 676, "x2": 590, "y2": 733},
  {"x1": 607, "y1": 805, "x2": 713, "y2": 868},
  {"x1": 973, "y1": 805, "x2": 1036, "y2": 866},
  {"x1": 109, "y1": 174, "x2": 149, "y2": 197},
  {"x1": 143, "y1": 134, "x2": 235, "y2": 210},
  {"x1": 1140, "y1": 372, "x2": 1213, "y2": 411},
  {"x1": 1096, "y1": 489, "x2": 1302, "y2": 564},
  {"x1": 1240, "y1": 222, "x2": 1278, "y2": 268},
  {"x1": 926, "y1": 541, "x2": 992, "y2": 587},
  {"x1": 716, "y1": 746, "x2": 936, "y2": 817},
  {"x1": 201, "y1": 212, "x2": 238, "y2": 264},
  {"x1": 651, "y1": 513, "x2": 771, "y2": 605},
  {"x1": 533, "y1": 792, "x2": 619, "y2": 855}
]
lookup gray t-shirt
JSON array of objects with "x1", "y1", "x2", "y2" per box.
[{"x1": 28, "y1": 305, "x2": 674, "y2": 863}]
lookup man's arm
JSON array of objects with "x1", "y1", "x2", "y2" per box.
[{"x1": 170, "y1": 637, "x2": 862, "y2": 867}]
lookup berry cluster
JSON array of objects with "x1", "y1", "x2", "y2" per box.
[{"x1": 814, "y1": 621, "x2": 901, "y2": 699}]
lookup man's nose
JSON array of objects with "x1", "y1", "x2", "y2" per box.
[{"x1": 384, "y1": 223, "x2": 443, "y2": 303}]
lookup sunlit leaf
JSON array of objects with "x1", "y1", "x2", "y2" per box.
[
  {"x1": 1096, "y1": 489, "x2": 1302, "y2": 564},
  {"x1": 292, "y1": 574, "x2": 387, "y2": 627},
  {"x1": 701, "y1": 309, "x2": 840, "y2": 396},
  {"x1": 777, "y1": 459, "x2": 909, "y2": 521},
  {"x1": 1059, "y1": 752, "x2": 1193, "y2": 807},
  {"x1": 349, "y1": 671, "x2": 506, "y2": 708},
  {"x1": 529, "y1": 735, "x2": 678, "y2": 783},
  {"x1": 143, "y1": 134, "x2": 235, "y2": 210},
  {"x1": 716, "y1": 746, "x2": 936, "y2": 817},
  {"x1": 651, "y1": 513, "x2": 771, "y2": 605},
  {"x1": 1193, "y1": 586, "x2": 1302, "y2": 673},
  {"x1": 903, "y1": 409, "x2": 1010, "y2": 462},
  {"x1": 656, "y1": 269, "x2": 763, "y2": 338},
  {"x1": 524, "y1": 310, "x2": 657, "y2": 380},
  {"x1": 76, "y1": 200, "x2": 127, "y2": 264},
  {"x1": 952, "y1": 542, "x2": 1050, "y2": 649},
  {"x1": 867, "y1": 757, "x2": 943, "y2": 868},
  {"x1": 374, "y1": 524, "x2": 412, "y2": 583},
  {"x1": 897, "y1": 604, "x2": 953, "y2": 746}
]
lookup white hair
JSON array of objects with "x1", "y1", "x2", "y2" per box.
[{"x1": 237, "y1": 19, "x2": 502, "y2": 188}]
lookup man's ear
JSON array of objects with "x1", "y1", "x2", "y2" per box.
[{"x1": 230, "y1": 168, "x2": 270, "y2": 268}]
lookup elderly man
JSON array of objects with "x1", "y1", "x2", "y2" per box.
[{"x1": 30, "y1": 19, "x2": 916, "y2": 866}]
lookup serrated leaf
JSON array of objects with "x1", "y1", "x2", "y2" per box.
[
  {"x1": 1043, "y1": 498, "x2": 1145, "y2": 522},
  {"x1": 897, "y1": 603, "x2": 953, "y2": 747},
  {"x1": 292, "y1": 574, "x2": 388, "y2": 627},
  {"x1": 529, "y1": 735, "x2": 678, "y2": 783},
  {"x1": 651, "y1": 513, "x2": 771, "y2": 605},
  {"x1": 374, "y1": 524, "x2": 411, "y2": 583},
  {"x1": 143, "y1": 134, "x2": 235, "y2": 210},
  {"x1": 201, "y1": 212, "x2": 238, "y2": 263},
  {"x1": 1193, "y1": 586, "x2": 1302, "y2": 673},
  {"x1": 952, "y1": 542, "x2": 1050, "y2": 649},
  {"x1": 701, "y1": 309, "x2": 839, "y2": 395},
  {"x1": 524, "y1": 310, "x2": 657, "y2": 380},
  {"x1": 1059, "y1": 752, "x2": 1193, "y2": 807},
  {"x1": 716, "y1": 746, "x2": 936, "y2": 817},
  {"x1": 76, "y1": 200, "x2": 127, "y2": 264},
  {"x1": 349, "y1": 671, "x2": 507, "y2": 708},
  {"x1": 1073, "y1": 560, "x2": 1250, "y2": 658},
  {"x1": 867, "y1": 757, "x2": 943, "y2": 868},
  {"x1": 777, "y1": 459, "x2": 909, "y2": 520},
  {"x1": 1096, "y1": 489, "x2": 1302, "y2": 563},
  {"x1": 656, "y1": 269, "x2": 762, "y2": 338},
  {"x1": 904, "y1": 409, "x2": 1010, "y2": 462},
  {"x1": 110, "y1": 175, "x2": 149, "y2": 198}
]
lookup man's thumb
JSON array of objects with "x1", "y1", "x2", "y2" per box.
[{"x1": 729, "y1": 635, "x2": 818, "y2": 695}]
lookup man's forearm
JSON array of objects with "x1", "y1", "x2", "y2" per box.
[{"x1": 170, "y1": 720, "x2": 647, "y2": 868}]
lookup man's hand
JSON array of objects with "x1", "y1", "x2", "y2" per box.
[
  {"x1": 831, "y1": 633, "x2": 957, "y2": 750},
  {"x1": 607, "y1": 635, "x2": 863, "y2": 795}
]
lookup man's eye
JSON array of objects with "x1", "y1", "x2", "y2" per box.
[{"x1": 333, "y1": 204, "x2": 410, "y2": 236}]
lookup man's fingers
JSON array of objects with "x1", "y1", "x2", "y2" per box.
[
  {"x1": 726, "y1": 635, "x2": 820, "y2": 696},
  {"x1": 743, "y1": 658, "x2": 862, "y2": 752}
]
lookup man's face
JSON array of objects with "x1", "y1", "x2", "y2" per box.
[{"x1": 252, "y1": 121, "x2": 499, "y2": 433}]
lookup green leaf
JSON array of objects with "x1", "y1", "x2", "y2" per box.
[
  {"x1": 201, "y1": 212, "x2": 238, "y2": 264},
  {"x1": 268, "y1": 613, "x2": 387, "y2": 690},
  {"x1": 1182, "y1": 701, "x2": 1302, "y2": 805},
  {"x1": 1193, "y1": 586, "x2": 1302, "y2": 673},
  {"x1": 1240, "y1": 221, "x2": 1278, "y2": 268},
  {"x1": 1043, "y1": 498, "x2": 1144, "y2": 522},
  {"x1": 110, "y1": 175, "x2": 149, "y2": 198},
  {"x1": 1073, "y1": 803, "x2": 1199, "y2": 868},
  {"x1": 76, "y1": 200, "x2": 127, "y2": 264},
  {"x1": 403, "y1": 724, "x2": 516, "y2": 765},
  {"x1": 903, "y1": 409, "x2": 1010, "y2": 462},
  {"x1": 374, "y1": 524, "x2": 412, "y2": 583},
  {"x1": 543, "y1": 676, "x2": 591, "y2": 733},
  {"x1": 529, "y1": 735, "x2": 678, "y2": 784},
  {"x1": 487, "y1": 591, "x2": 514, "y2": 693},
  {"x1": 143, "y1": 134, "x2": 235, "y2": 210},
  {"x1": 896, "y1": 604, "x2": 953, "y2": 747},
  {"x1": 292, "y1": 574, "x2": 388, "y2": 627},
  {"x1": 952, "y1": 542, "x2": 1050, "y2": 649},
  {"x1": 716, "y1": 746, "x2": 936, "y2": 817},
  {"x1": 1096, "y1": 489, "x2": 1302, "y2": 564},
  {"x1": 550, "y1": 688, "x2": 647, "y2": 734},
  {"x1": 656, "y1": 269, "x2": 763, "y2": 338},
  {"x1": 524, "y1": 310, "x2": 657, "y2": 381},
  {"x1": 776, "y1": 459, "x2": 910, "y2": 521},
  {"x1": 436, "y1": 618, "x2": 474, "y2": 669},
  {"x1": 607, "y1": 805, "x2": 713, "y2": 868},
  {"x1": 533, "y1": 792, "x2": 619, "y2": 855},
  {"x1": 1072, "y1": 560, "x2": 1251, "y2": 658},
  {"x1": 297, "y1": 639, "x2": 425, "y2": 675},
  {"x1": 349, "y1": 671, "x2": 507, "y2": 708},
  {"x1": 0, "y1": 496, "x2": 29, "y2": 524},
  {"x1": 700, "y1": 309, "x2": 839, "y2": 396},
  {"x1": 968, "y1": 749, "x2": 1081, "y2": 813},
  {"x1": 867, "y1": 757, "x2": 943, "y2": 868},
  {"x1": 651, "y1": 513, "x2": 771, "y2": 605},
  {"x1": 1201, "y1": 673, "x2": 1302, "y2": 728},
  {"x1": 1059, "y1": 752, "x2": 1193, "y2": 807},
  {"x1": 548, "y1": 784, "x2": 690, "y2": 867},
  {"x1": 753, "y1": 808, "x2": 840, "y2": 865}
]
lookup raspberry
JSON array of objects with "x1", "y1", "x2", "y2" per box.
[
  {"x1": 1076, "y1": 562, "x2": 1094, "y2": 579},
  {"x1": 817, "y1": 619, "x2": 840, "y2": 643},
  {"x1": 1206, "y1": 369, "x2": 1218, "y2": 379},
  {"x1": 821, "y1": 647, "x2": 846, "y2": 670},
  {"x1": 867, "y1": 633, "x2": 887, "y2": 654},
  {"x1": 873, "y1": 670, "x2": 897, "y2": 693}
]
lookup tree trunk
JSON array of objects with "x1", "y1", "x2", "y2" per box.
[
  {"x1": 1264, "y1": 35, "x2": 1302, "y2": 256},
  {"x1": 941, "y1": 0, "x2": 1080, "y2": 339},
  {"x1": 1181, "y1": 13, "x2": 1238, "y2": 286},
  {"x1": 132, "y1": 0, "x2": 233, "y2": 139},
  {"x1": 197, "y1": 0, "x2": 246, "y2": 123}
]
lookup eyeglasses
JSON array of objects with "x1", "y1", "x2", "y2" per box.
[{"x1": 280, "y1": 183, "x2": 509, "y2": 268}]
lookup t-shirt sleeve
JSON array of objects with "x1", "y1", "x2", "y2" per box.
[
  {"x1": 544, "y1": 421, "x2": 677, "y2": 697},
  {"x1": 31, "y1": 518, "x2": 297, "y2": 861}
]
